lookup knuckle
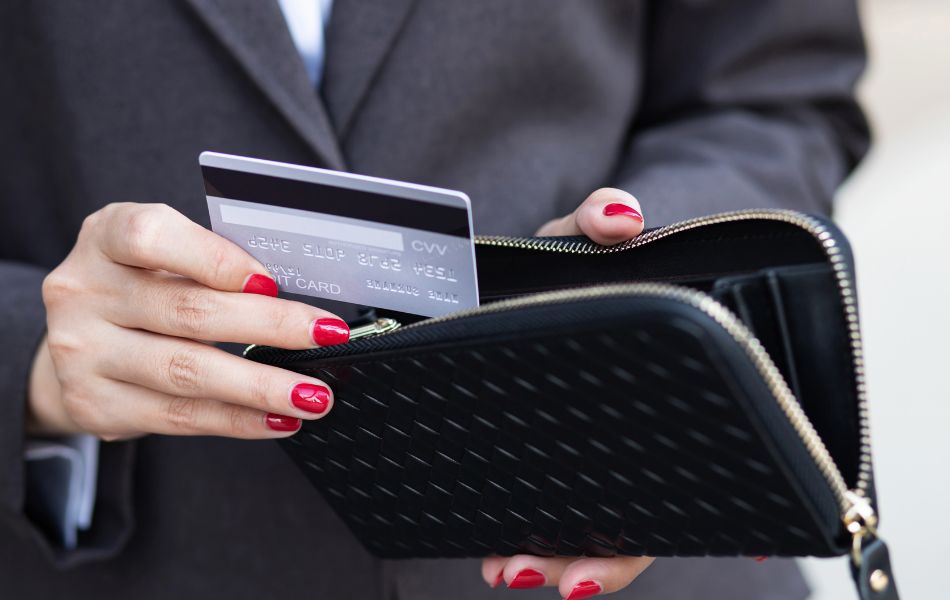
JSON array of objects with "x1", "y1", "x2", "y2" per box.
[
  {"x1": 59, "y1": 380, "x2": 138, "y2": 440},
  {"x1": 78, "y1": 211, "x2": 102, "y2": 238},
  {"x1": 42, "y1": 270, "x2": 83, "y2": 307},
  {"x1": 101, "y1": 201, "x2": 131, "y2": 215},
  {"x1": 45, "y1": 328, "x2": 83, "y2": 359},
  {"x1": 246, "y1": 368, "x2": 277, "y2": 410},
  {"x1": 163, "y1": 286, "x2": 217, "y2": 337},
  {"x1": 266, "y1": 306, "x2": 297, "y2": 338},
  {"x1": 121, "y1": 205, "x2": 169, "y2": 261},
  {"x1": 163, "y1": 347, "x2": 206, "y2": 392},
  {"x1": 204, "y1": 241, "x2": 240, "y2": 286},
  {"x1": 84, "y1": 202, "x2": 131, "y2": 231},
  {"x1": 61, "y1": 390, "x2": 102, "y2": 430},
  {"x1": 163, "y1": 396, "x2": 200, "y2": 432},
  {"x1": 224, "y1": 404, "x2": 252, "y2": 438}
]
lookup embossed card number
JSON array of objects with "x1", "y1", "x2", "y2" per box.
[{"x1": 200, "y1": 152, "x2": 479, "y2": 318}]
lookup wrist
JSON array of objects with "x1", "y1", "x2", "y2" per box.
[{"x1": 26, "y1": 336, "x2": 76, "y2": 435}]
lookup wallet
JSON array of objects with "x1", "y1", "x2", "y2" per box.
[{"x1": 247, "y1": 209, "x2": 899, "y2": 600}]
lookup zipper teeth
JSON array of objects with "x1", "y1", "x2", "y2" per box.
[
  {"x1": 459, "y1": 208, "x2": 869, "y2": 511},
  {"x1": 477, "y1": 208, "x2": 808, "y2": 254}
]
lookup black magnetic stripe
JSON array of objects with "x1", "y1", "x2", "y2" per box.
[{"x1": 202, "y1": 166, "x2": 471, "y2": 237}]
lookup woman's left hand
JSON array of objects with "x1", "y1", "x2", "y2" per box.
[
  {"x1": 480, "y1": 188, "x2": 651, "y2": 599},
  {"x1": 535, "y1": 188, "x2": 645, "y2": 243}
]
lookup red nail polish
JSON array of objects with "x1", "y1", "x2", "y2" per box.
[
  {"x1": 754, "y1": 556, "x2": 769, "y2": 562},
  {"x1": 603, "y1": 203, "x2": 643, "y2": 222},
  {"x1": 291, "y1": 383, "x2": 331, "y2": 414},
  {"x1": 242, "y1": 274, "x2": 278, "y2": 297},
  {"x1": 566, "y1": 580, "x2": 602, "y2": 600},
  {"x1": 508, "y1": 568, "x2": 545, "y2": 589},
  {"x1": 311, "y1": 318, "x2": 350, "y2": 346},
  {"x1": 265, "y1": 413, "x2": 301, "y2": 432}
]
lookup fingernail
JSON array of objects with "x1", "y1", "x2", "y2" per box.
[
  {"x1": 754, "y1": 556, "x2": 769, "y2": 562},
  {"x1": 603, "y1": 203, "x2": 643, "y2": 222},
  {"x1": 311, "y1": 318, "x2": 350, "y2": 346},
  {"x1": 566, "y1": 580, "x2": 603, "y2": 600},
  {"x1": 265, "y1": 413, "x2": 301, "y2": 432},
  {"x1": 508, "y1": 568, "x2": 545, "y2": 589},
  {"x1": 291, "y1": 383, "x2": 331, "y2": 414},
  {"x1": 242, "y1": 273, "x2": 278, "y2": 297},
  {"x1": 491, "y1": 571, "x2": 504, "y2": 588}
]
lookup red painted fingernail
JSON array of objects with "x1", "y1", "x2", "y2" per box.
[
  {"x1": 508, "y1": 568, "x2": 545, "y2": 589},
  {"x1": 603, "y1": 203, "x2": 643, "y2": 222},
  {"x1": 491, "y1": 571, "x2": 504, "y2": 588},
  {"x1": 242, "y1": 274, "x2": 278, "y2": 297},
  {"x1": 265, "y1": 413, "x2": 301, "y2": 432},
  {"x1": 291, "y1": 383, "x2": 331, "y2": 414},
  {"x1": 566, "y1": 580, "x2": 603, "y2": 600},
  {"x1": 311, "y1": 318, "x2": 350, "y2": 346},
  {"x1": 754, "y1": 556, "x2": 769, "y2": 562}
]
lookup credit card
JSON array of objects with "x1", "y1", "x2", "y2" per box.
[{"x1": 200, "y1": 152, "x2": 479, "y2": 318}]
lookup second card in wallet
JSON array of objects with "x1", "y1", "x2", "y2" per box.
[{"x1": 201, "y1": 152, "x2": 479, "y2": 318}]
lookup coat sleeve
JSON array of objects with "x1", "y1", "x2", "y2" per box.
[
  {"x1": 0, "y1": 260, "x2": 136, "y2": 568},
  {"x1": 0, "y1": 261, "x2": 50, "y2": 515},
  {"x1": 613, "y1": 0, "x2": 870, "y2": 224}
]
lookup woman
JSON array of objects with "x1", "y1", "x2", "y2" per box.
[{"x1": 0, "y1": 1, "x2": 868, "y2": 598}]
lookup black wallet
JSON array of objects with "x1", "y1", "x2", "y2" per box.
[{"x1": 247, "y1": 209, "x2": 899, "y2": 600}]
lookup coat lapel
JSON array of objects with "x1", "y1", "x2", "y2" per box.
[
  {"x1": 322, "y1": 0, "x2": 418, "y2": 138},
  {"x1": 184, "y1": 0, "x2": 346, "y2": 169}
]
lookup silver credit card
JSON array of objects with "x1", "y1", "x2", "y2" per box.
[{"x1": 200, "y1": 152, "x2": 479, "y2": 318}]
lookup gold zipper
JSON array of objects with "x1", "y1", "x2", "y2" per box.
[
  {"x1": 314, "y1": 209, "x2": 877, "y2": 545},
  {"x1": 348, "y1": 318, "x2": 402, "y2": 341}
]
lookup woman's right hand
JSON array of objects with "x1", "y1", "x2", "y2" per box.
[{"x1": 28, "y1": 202, "x2": 349, "y2": 440}]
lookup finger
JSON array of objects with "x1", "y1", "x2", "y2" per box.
[
  {"x1": 481, "y1": 557, "x2": 508, "y2": 588},
  {"x1": 105, "y1": 329, "x2": 335, "y2": 419},
  {"x1": 91, "y1": 203, "x2": 275, "y2": 293},
  {"x1": 500, "y1": 555, "x2": 576, "y2": 589},
  {"x1": 535, "y1": 188, "x2": 644, "y2": 245},
  {"x1": 112, "y1": 269, "x2": 349, "y2": 348},
  {"x1": 535, "y1": 212, "x2": 577, "y2": 237},
  {"x1": 558, "y1": 556, "x2": 655, "y2": 599},
  {"x1": 86, "y1": 379, "x2": 302, "y2": 440},
  {"x1": 573, "y1": 188, "x2": 644, "y2": 245}
]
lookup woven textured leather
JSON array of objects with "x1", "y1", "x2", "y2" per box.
[{"x1": 258, "y1": 295, "x2": 847, "y2": 559}]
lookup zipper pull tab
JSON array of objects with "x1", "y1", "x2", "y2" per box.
[
  {"x1": 851, "y1": 538, "x2": 900, "y2": 600},
  {"x1": 844, "y1": 492, "x2": 900, "y2": 600},
  {"x1": 242, "y1": 318, "x2": 401, "y2": 357},
  {"x1": 347, "y1": 317, "x2": 401, "y2": 341}
]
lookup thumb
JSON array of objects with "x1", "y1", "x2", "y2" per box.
[{"x1": 535, "y1": 188, "x2": 644, "y2": 245}]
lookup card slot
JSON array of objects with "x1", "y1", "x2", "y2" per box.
[
  {"x1": 707, "y1": 263, "x2": 861, "y2": 487},
  {"x1": 766, "y1": 271, "x2": 804, "y2": 402},
  {"x1": 709, "y1": 272, "x2": 804, "y2": 402},
  {"x1": 765, "y1": 264, "x2": 861, "y2": 487}
]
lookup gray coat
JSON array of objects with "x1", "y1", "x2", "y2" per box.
[{"x1": 0, "y1": 1, "x2": 868, "y2": 598}]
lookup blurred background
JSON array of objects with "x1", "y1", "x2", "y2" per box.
[{"x1": 798, "y1": 0, "x2": 950, "y2": 597}]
